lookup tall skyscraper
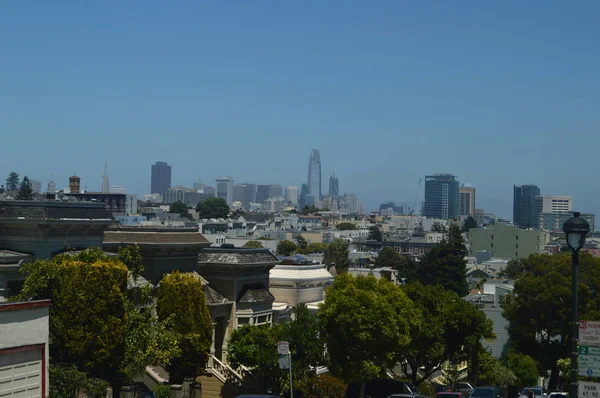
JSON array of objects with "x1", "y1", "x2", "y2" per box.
[
  {"x1": 243, "y1": 183, "x2": 256, "y2": 208},
  {"x1": 215, "y1": 176, "x2": 234, "y2": 205},
  {"x1": 459, "y1": 185, "x2": 476, "y2": 216},
  {"x1": 423, "y1": 174, "x2": 459, "y2": 219},
  {"x1": 151, "y1": 161, "x2": 171, "y2": 195},
  {"x1": 101, "y1": 162, "x2": 110, "y2": 193},
  {"x1": 269, "y1": 184, "x2": 283, "y2": 198},
  {"x1": 533, "y1": 195, "x2": 572, "y2": 229},
  {"x1": 285, "y1": 186, "x2": 300, "y2": 205},
  {"x1": 30, "y1": 179, "x2": 42, "y2": 194},
  {"x1": 328, "y1": 172, "x2": 339, "y2": 197},
  {"x1": 47, "y1": 180, "x2": 56, "y2": 194},
  {"x1": 307, "y1": 149, "x2": 322, "y2": 200},
  {"x1": 513, "y1": 184, "x2": 540, "y2": 229},
  {"x1": 256, "y1": 185, "x2": 270, "y2": 204},
  {"x1": 233, "y1": 184, "x2": 245, "y2": 205}
]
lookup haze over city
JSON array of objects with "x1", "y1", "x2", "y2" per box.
[{"x1": 2, "y1": 1, "x2": 600, "y2": 216}]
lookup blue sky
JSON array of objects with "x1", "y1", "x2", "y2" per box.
[{"x1": 1, "y1": 1, "x2": 599, "y2": 216}]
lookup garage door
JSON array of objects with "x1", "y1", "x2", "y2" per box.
[{"x1": 0, "y1": 349, "x2": 42, "y2": 398}]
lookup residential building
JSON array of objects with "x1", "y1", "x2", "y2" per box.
[
  {"x1": 270, "y1": 259, "x2": 334, "y2": 309},
  {"x1": 215, "y1": 176, "x2": 233, "y2": 206},
  {"x1": 263, "y1": 197, "x2": 285, "y2": 213},
  {"x1": 459, "y1": 185, "x2": 476, "y2": 216},
  {"x1": 423, "y1": 174, "x2": 459, "y2": 219},
  {"x1": 65, "y1": 185, "x2": 127, "y2": 215},
  {"x1": 285, "y1": 186, "x2": 299, "y2": 205},
  {"x1": 513, "y1": 184, "x2": 540, "y2": 229},
  {"x1": 328, "y1": 172, "x2": 339, "y2": 197},
  {"x1": 0, "y1": 300, "x2": 51, "y2": 397},
  {"x1": 469, "y1": 222, "x2": 550, "y2": 259},
  {"x1": 538, "y1": 212, "x2": 595, "y2": 232},
  {"x1": 125, "y1": 194, "x2": 138, "y2": 214},
  {"x1": 256, "y1": 185, "x2": 270, "y2": 204},
  {"x1": 533, "y1": 195, "x2": 572, "y2": 228},
  {"x1": 151, "y1": 161, "x2": 171, "y2": 195},
  {"x1": 307, "y1": 149, "x2": 322, "y2": 200}
]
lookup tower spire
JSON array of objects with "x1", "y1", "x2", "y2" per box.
[{"x1": 101, "y1": 162, "x2": 110, "y2": 193}]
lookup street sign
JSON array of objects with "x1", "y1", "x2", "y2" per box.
[
  {"x1": 579, "y1": 346, "x2": 600, "y2": 376},
  {"x1": 278, "y1": 354, "x2": 290, "y2": 369},
  {"x1": 580, "y1": 321, "x2": 600, "y2": 346},
  {"x1": 277, "y1": 341, "x2": 290, "y2": 354},
  {"x1": 579, "y1": 381, "x2": 600, "y2": 398}
]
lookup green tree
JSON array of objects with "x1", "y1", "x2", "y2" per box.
[
  {"x1": 305, "y1": 242, "x2": 328, "y2": 254},
  {"x1": 502, "y1": 252, "x2": 600, "y2": 389},
  {"x1": 418, "y1": 224, "x2": 469, "y2": 296},
  {"x1": 169, "y1": 201, "x2": 192, "y2": 220},
  {"x1": 400, "y1": 283, "x2": 494, "y2": 385},
  {"x1": 336, "y1": 222, "x2": 357, "y2": 230},
  {"x1": 277, "y1": 240, "x2": 298, "y2": 256},
  {"x1": 118, "y1": 244, "x2": 144, "y2": 280},
  {"x1": 323, "y1": 238, "x2": 351, "y2": 272},
  {"x1": 318, "y1": 274, "x2": 420, "y2": 389},
  {"x1": 296, "y1": 234, "x2": 308, "y2": 251},
  {"x1": 375, "y1": 247, "x2": 419, "y2": 281},
  {"x1": 243, "y1": 240, "x2": 264, "y2": 248},
  {"x1": 157, "y1": 271, "x2": 212, "y2": 383},
  {"x1": 6, "y1": 171, "x2": 19, "y2": 191},
  {"x1": 507, "y1": 351, "x2": 539, "y2": 390},
  {"x1": 462, "y1": 216, "x2": 478, "y2": 232},
  {"x1": 475, "y1": 348, "x2": 516, "y2": 386},
  {"x1": 284, "y1": 304, "x2": 326, "y2": 381},
  {"x1": 296, "y1": 374, "x2": 347, "y2": 398},
  {"x1": 368, "y1": 225, "x2": 383, "y2": 242},
  {"x1": 49, "y1": 363, "x2": 108, "y2": 398},
  {"x1": 195, "y1": 197, "x2": 230, "y2": 219},
  {"x1": 17, "y1": 176, "x2": 34, "y2": 200},
  {"x1": 431, "y1": 221, "x2": 447, "y2": 233}
]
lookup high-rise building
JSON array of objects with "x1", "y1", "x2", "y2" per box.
[
  {"x1": 459, "y1": 185, "x2": 476, "y2": 216},
  {"x1": 243, "y1": 184, "x2": 256, "y2": 208},
  {"x1": 307, "y1": 149, "x2": 322, "y2": 200},
  {"x1": 513, "y1": 184, "x2": 540, "y2": 229},
  {"x1": 423, "y1": 174, "x2": 459, "y2": 219},
  {"x1": 30, "y1": 179, "x2": 42, "y2": 194},
  {"x1": 47, "y1": 180, "x2": 56, "y2": 194},
  {"x1": 193, "y1": 178, "x2": 204, "y2": 191},
  {"x1": 328, "y1": 172, "x2": 339, "y2": 197},
  {"x1": 151, "y1": 161, "x2": 171, "y2": 195},
  {"x1": 285, "y1": 186, "x2": 300, "y2": 205},
  {"x1": 256, "y1": 185, "x2": 270, "y2": 204},
  {"x1": 233, "y1": 184, "x2": 245, "y2": 205},
  {"x1": 298, "y1": 184, "x2": 309, "y2": 210},
  {"x1": 215, "y1": 176, "x2": 233, "y2": 205},
  {"x1": 110, "y1": 185, "x2": 127, "y2": 194},
  {"x1": 533, "y1": 195, "x2": 572, "y2": 229},
  {"x1": 203, "y1": 186, "x2": 216, "y2": 197},
  {"x1": 269, "y1": 184, "x2": 283, "y2": 199},
  {"x1": 101, "y1": 162, "x2": 110, "y2": 193}
]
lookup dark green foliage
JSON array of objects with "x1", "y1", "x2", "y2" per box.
[
  {"x1": 296, "y1": 374, "x2": 347, "y2": 398},
  {"x1": 169, "y1": 201, "x2": 193, "y2": 220},
  {"x1": 196, "y1": 197, "x2": 230, "y2": 219},
  {"x1": 118, "y1": 244, "x2": 144, "y2": 280},
  {"x1": 296, "y1": 234, "x2": 308, "y2": 250},
  {"x1": 462, "y1": 216, "x2": 478, "y2": 232},
  {"x1": 49, "y1": 363, "x2": 108, "y2": 398},
  {"x1": 375, "y1": 247, "x2": 418, "y2": 281},
  {"x1": 17, "y1": 176, "x2": 34, "y2": 200},
  {"x1": 157, "y1": 271, "x2": 212, "y2": 383},
  {"x1": 507, "y1": 351, "x2": 539, "y2": 389},
  {"x1": 6, "y1": 171, "x2": 19, "y2": 191},
  {"x1": 277, "y1": 240, "x2": 298, "y2": 256},
  {"x1": 323, "y1": 238, "x2": 351, "y2": 272},
  {"x1": 243, "y1": 240, "x2": 264, "y2": 248},
  {"x1": 417, "y1": 224, "x2": 469, "y2": 296},
  {"x1": 368, "y1": 225, "x2": 383, "y2": 242},
  {"x1": 153, "y1": 384, "x2": 172, "y2": 398},
  {"x1": 336, "y1": 222, "x2": 357, "y2": 230}
]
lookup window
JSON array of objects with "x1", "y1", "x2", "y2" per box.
[
  {"x1": 237, "y1": 317, "x2": 250, "y2": 326},
  {"x1": 516, "y1": 252, "x2": 519, "y2": 257},
  {"x1": 516, "y1": 244, "x2": 519, "y2": 248},
  {"x1": 491, "y1": 235, "x2": 494, "y2": 239},
  {"x1": 491, "y1": 243, "x2": 494, "y2": 248},
  {"x1": 516, "y1": 235, "x2": 519, "y2": 240}
]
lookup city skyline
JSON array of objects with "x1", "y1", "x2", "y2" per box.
[{"x1": 2, "y1": 2, "x2": 600, "y2": 216}]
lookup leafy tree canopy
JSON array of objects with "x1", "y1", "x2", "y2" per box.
[
  {"x1": 502, "y1": 252, "x2": 600, "y2": 388},
  {"x1": 462, "y1": 216, "x2": 478, "y2": 232},
  {"x1": 318, "y1": 273, "x2": 420, "y2": 383},
  {"x1": 196, "y1": 197, "x2": 230, "y2": 219},
  {"x1": 17, "y1": 176, "x2": 34, "y2": 200},
  {"x1": 118, "y1": 244, "x2": 144, "y2": 280},
  {"x1": 323, "y1": 238, "x2": 351, "y2": 272},
  {"x1": 417, "y1": 224, "x2": 469, "y2": 296},
  {"x1": 6, "y1": 171, "x2": 19, "y2": 191},
  {"x1": 169, "y1": 201, "x2": 192, "y2": 220},
  {"x1": 475, "y1": 348, "x2": 516, "y2": 387},
  {"x1": 243, "y1": 240, "x2": 264, "y2": 248},
  {"x1": 507, "y1": 351, "x2": 539, "y2": 390},
  {"x1": 336, "y1": 222, "x2": 357, "y2": 230},
  {"x1": 368, "y1": 225, "x2": 383, "y2": 242},
  {"x1": 157, "y1": 271, "x2": 213, "y2": 383},
  {"x1": 375, "y1": 247, "x2": 418, "y2": 281},
  {"x1": 277, "y1": 240, "x2": 298, "y2": 256},
  {"x1": 431, "y1": 221, "x2": 447, "y2": 233},
  {"x1": 296, "y1": 234, "x2": 308, "y2": 250}
]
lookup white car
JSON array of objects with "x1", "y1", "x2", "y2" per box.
[{"x1": 520, "y1": 387, "x2": 545, "y2": 398}]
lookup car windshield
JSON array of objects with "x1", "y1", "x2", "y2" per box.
[
  {"x1": 521, "y1": 389, "x2": 543, "y2": 395},
  {"x1": 472, "y1": 389, "x2": 495, "y2": 398}
]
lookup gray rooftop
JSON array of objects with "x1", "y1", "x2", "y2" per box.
[
  {"x1": 198, "y1": 248, "x2": 279, "y2": 265},
  {"x1": 237, "y1": 283, "x2": 275, "y2": 303},
  {"x1": 0, "y1": 200, "x2": 113, "y2": 221}
]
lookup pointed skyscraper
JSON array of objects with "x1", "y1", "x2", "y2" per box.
[{"x1": 101, "y1": 162, "x2": 110, "y2": 193}]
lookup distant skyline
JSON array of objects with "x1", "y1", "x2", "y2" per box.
[{"x1": 2, "y1": 1, "x2": 600, "y2": 217}]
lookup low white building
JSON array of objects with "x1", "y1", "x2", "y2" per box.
[{"x1": 0, "y1": 300, "x2": 50, "y2": 398}]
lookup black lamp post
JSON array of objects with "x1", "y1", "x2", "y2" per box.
[{"x1": 562, "y1": 212, "x2": 590, "y2": 398}]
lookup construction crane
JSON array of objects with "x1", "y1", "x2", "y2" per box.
[{"x1": 408, "y1": 178, "x2": 422, "y2": 215}]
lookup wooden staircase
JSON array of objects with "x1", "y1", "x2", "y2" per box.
[{"x1": 198, "y1": 355, "x2": 259, "y2": 398}]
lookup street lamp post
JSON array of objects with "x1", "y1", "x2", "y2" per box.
[{"x1": 562, "y1": 212, "x2": 590, "y2": 398}]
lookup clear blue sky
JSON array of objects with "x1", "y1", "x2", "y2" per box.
[{"x1": 1, "y1": 1, "x2": 599, "y2": 216}]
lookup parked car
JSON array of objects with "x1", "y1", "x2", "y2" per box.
[
  {"x1": 388, "y1": 395, "x2": 430, "y2": 398},
  {"x1": 548, "y1": 392, "x2": 567, "y2": 398},
  {"x1": 346, "y1": 379, "x2": 422, "y2": 398},
  {"x1": 437, "y1": 392, "x2": 468, "y2": 398},
  {"x1": 457, "y1": 382, "x2": 474, "y2": 395},
  {"x1": 470, "y1": 387, "x2": 502, "y2": 398},
  {"x1": 520, "y1": 387, "x2": 545, "y2": 398}
]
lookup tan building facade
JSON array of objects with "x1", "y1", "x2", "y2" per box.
[{"x1": 469, "y1": 222, "x2": 549, "y2": 259}]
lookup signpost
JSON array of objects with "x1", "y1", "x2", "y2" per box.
[
  {"x1": 579, "y1": 381, "x2": 600, "y2": 398},
  {"x1": 580, "y1": 322, "x2": 600, "y2": 346},
  {"x1": 579, "y1": 346, "x2": 600, "y2": 377},
  {"x1": 278, "y1": 341, "x2": 293, "y2": 398}
]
